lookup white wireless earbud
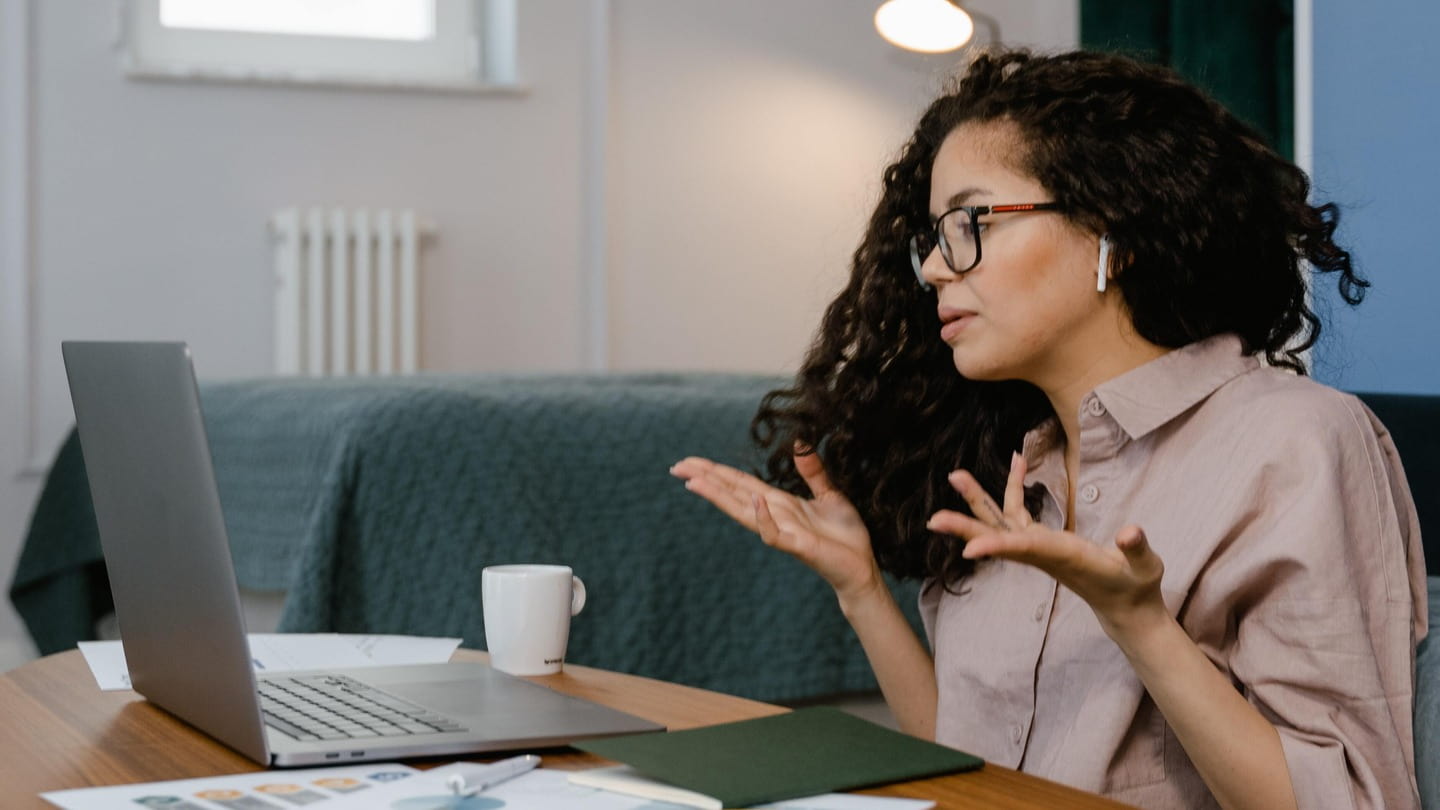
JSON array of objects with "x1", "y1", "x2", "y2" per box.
[{"x1": 1096, "y1": 235, "x2": 1113, "y2": 293}]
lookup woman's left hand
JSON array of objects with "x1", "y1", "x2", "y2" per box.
[{"x1": 926, "y1": 452, "x2": 1168, "y2": 639}]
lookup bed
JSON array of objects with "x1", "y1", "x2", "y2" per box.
[{"x1": 9, "y1": 372, "x2": 925, "y2": 703}]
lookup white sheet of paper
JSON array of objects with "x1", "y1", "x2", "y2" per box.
[
  {"x1": 41, "y1": 762, "x2": 421, "y2": 809},
  {"x1": 317, "y1": 767, "x2": 933, "y2": 810},
  {"x1": 77, "y1": 633, "x2": 463, "y2": 690},
  {"x1": 568, "y1": 765, "x2": 935, "y2": 810},
  {"x1": 759, "y1": 795, "x2": 935, "y2": 809}
]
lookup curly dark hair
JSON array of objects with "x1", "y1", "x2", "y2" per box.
[{"x1": 750, "y1": 48, "x2": 1366, "y2": 588}]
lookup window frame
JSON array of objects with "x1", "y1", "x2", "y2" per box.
[{"x1": 120, "y1": 0, "x2": 519, "y2": 93}]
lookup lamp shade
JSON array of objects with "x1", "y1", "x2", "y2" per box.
[{"x1": 874, "y1": 0, "x2": 974, "y2": 53}]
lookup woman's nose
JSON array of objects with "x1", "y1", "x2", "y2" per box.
[{"x1": 919, "y1": 243, "x2": 953, "y2": 288}]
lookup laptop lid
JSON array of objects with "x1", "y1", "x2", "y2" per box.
[
  {"x1": 62, "y1": 341, "x2": 273, "y2": 763},
  {"x1": 61, "y1": 341, "x2": 664, "y2": 767}
]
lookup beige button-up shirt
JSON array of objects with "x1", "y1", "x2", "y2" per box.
[{"x1": 920, "y1": 334, "x2": 1429, "y2": 809}]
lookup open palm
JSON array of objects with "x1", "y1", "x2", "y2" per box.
[
  {"x1": 670, "y1": 450, "x2": 880, "y2": 599},
  {"x1": 928, "y1": 453, "x2": 1167, "y2": 636}
]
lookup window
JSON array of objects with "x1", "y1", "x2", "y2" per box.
[
  {"x1": 158, "y1": 0, "x2": 437, "y2": 41},
  {"x1": 122, "y1": 0, "x2": 518, "y2": 90}
]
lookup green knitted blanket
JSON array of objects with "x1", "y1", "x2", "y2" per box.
[{"x1": 9, "y1": 373, "x2": 923, "y2": 702}]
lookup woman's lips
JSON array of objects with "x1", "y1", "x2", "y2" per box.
[{"x1": 938, "y1": 309, "x2": 977, "y2": 341}]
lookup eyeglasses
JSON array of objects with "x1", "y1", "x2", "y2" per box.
[{"x1": 909, "y1": 202, "x2": 1063, "y2": 288}]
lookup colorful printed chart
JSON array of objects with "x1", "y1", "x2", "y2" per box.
[{"x1": 41, "y1": 763, "x2": 420, "y2": 810}]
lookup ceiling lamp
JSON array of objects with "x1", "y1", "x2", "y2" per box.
[{"x1": 874, "y1": 0, "x2": 975, "y2": 53}]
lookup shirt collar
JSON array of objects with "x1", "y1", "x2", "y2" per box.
[
  {"x1": 1021, "y1": 333, "x2": 1260, "y2": 464},
  {"x1": 1093, "y1": 333, "x2": 1259, "y2": 440}
]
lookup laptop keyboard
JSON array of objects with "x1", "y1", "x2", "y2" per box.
[{"x1": 258, "y1": 674, "x2": 468, "y2": 741}]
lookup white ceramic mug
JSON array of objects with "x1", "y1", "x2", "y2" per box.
[{"x1": 481, "y1": 564, "x2": 587, "y2": 675}]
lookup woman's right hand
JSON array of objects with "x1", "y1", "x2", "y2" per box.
[{"x1": 669, "y1": 448, "x2": 883, "y2": 603}]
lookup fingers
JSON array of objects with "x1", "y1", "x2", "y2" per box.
[
  {"x1": 959, "y1": 525, "x2": 1087, "y2": 569},
  {"x1": 791, "y1": 442, "x2": 837, "y2": 499},
  {"x1": 1002, "y1": 452, "x2": 1028, "y2": 522},
  {"x1": 960, "y1": 535, "x2": 1003, "y2": 560},
  {"x1": 926, "y1": 508, "x2": 993, "y2": 540},
  {"x1": 947, "y1": 469, "x2": 1013, "y2": 531},
  {"x1": 926, "y1": 509, "x2": 1013, "y2": 562},
  {"x1": 672, "y1": 456, "x2": 817, "y2": 546},
  {"x1": 671, "y1": 456, "x2": 768, "y2": 501},
  {"x1": 957, "y1": 524, "x2": 1049, "y2": 562},
  {"x1": 1115, "y1": 525, "x2": 1163, "y2": 579},
  {"x1": 677, "y1": 476, "x2": 757, "y2": 531},
  {"x1": 670, "y1": 456, "x2": 775, "y2": 531},
  {"x1": 753, "y1": 493, "x2": 804, "y2": 556},
  {"x1": 753, "y1": 493, "x2": 779, "y2": 545},
  {"x1": 1116, "y1": 524, "x2": 1146, "y2": 554},
  {"x1": 673, "y1": 443, "x2": 834, "y2": 507},
  {"x1": 930, "y1": 505, "x2": 1081, "y2": 568}
]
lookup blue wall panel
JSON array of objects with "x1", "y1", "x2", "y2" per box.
[{"x1": 1311, "y1": 0, "x2": 1440, "y2": 394}]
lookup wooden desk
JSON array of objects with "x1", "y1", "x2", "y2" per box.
[{"x1": 0, "y1": 650, "x2": 1130, "y2": 809}]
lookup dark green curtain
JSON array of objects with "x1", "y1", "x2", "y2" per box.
[{"x1": 1080, "y1": 0, "x2": 1294, "y2": 159}]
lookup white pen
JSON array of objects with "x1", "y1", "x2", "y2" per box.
[{"x1": 445, "y1": 754, "x2": 542, "y2": 796}]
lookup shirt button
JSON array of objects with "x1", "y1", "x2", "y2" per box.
[
  {"x1": 1011, "y1": 724, "x2": 1024, "y2": 744},
  {"x1": 1085, "y1": 397, "x2": 1106, "y2": 416},
  {"x1": 1080, "y1": 484, "x2": 1100, "y2": 503},
  {"x1": 1033, "y1": 602, "x2": 1046, "y2": 622}
]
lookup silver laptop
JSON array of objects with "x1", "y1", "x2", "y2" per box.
[{"x1": 61, "y1": 340, "x2": 664, "y2": 767}]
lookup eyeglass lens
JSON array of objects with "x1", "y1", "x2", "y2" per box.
[
  {"x1": 911, "y1": 209, "x2": 979, "y2": 285},
  {"x1": 938, "y1": 209, "x2": 977, "y2": 272}
]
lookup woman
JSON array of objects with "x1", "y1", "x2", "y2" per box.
[{"x1": 670, "y1": 50, "x2": 1427, "y2": 809}]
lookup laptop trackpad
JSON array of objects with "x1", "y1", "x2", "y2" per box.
[{"x1": 385, "y1": 679, "x2": 567, "y2": 719}]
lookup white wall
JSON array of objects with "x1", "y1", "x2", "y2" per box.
[
  {"x1": 0, "y1": 0, "x2": 1077, "y2": 670},
  {"x1": 608, "y1": 0, "x2": 1079, "y2": 371},
  {"x1": 1, "y1": 0, "x2": 41, "y2": 672}
]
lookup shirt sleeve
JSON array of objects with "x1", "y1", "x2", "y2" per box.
[
  {"x1": 1216, "y1": 392, "x2": 1425, "y2": 810},
  {"x1": 918, "y1": 577, "x2": 940, "y2": 648}
]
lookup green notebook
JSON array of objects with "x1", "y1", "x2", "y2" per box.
[{"x1": 575, "y1": 707, "x2": 983, "y2": 808}]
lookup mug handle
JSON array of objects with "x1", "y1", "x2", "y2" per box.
[{"x1": 570, "y1": 575, "x2": 587, "y2": 616}]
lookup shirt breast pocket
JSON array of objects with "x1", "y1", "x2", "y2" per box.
[
  {"x1": 1101, "y1": 690, "x2": 1168, "y2": 792},
  {"x1": 1084, "y1": 587, "x2": 1191, "y2": 792}
]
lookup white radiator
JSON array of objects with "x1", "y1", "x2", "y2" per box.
[{"x1": 269, "y1": 207, "x2": 434, "y2": 376}]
